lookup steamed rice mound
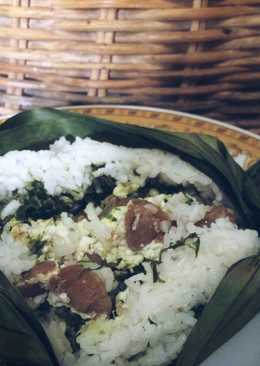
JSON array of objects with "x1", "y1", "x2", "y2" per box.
[{"x1": 0, "y1": 137, "x2": 259, "y2": 366}]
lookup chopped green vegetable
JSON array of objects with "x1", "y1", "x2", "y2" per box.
[
  {"x1": 30, "y1": 239, "x2": 46, "y2": 256},
  {"x1": 14, "y1": 176, "x2": 115, "y2": 222},
  {"x1": 184, "y1": 194, "x2": 194, "y2": 206},
  {"x1": 55, "y1": 307, "x2": 85, "y2": 353},
  {"x1": 185, "y1": 233, "x2": 201, "y2": 257}
]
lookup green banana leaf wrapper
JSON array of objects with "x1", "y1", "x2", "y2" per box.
[{"x1": 0, "y1": 108, "x2": 259, "y2": 366}]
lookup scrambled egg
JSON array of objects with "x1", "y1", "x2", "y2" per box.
[{"x1": 8, "y1": 203, "x2": 164, "y2": 270}]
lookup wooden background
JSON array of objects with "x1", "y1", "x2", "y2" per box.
[{"x1": 0, "y1": 0, "x2": 260, "y2": 134}]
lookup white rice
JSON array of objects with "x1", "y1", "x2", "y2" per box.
[
  {"x1": 0, "y1": 136, "x2": 220, "y2": 201},
  {"x1": 1, "y1": 199, "x2": 21, "y2": 220},
  {"x1": 0, "y1": 230, "x2": 36, "y2": 280}
]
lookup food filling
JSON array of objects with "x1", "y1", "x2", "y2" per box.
[{"x1": 0, "y1": 137, "x2": 259, "y2": 366}]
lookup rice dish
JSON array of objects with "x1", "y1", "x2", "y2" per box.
[{"x1": 0, "y1": 136, "x2": 259, "y2": 366}]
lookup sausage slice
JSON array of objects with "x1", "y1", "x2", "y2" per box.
[
  {"x1": 49, "y1": 265, "x2": 112, "y2": 316},
  {"x1": 23, "y1": 261, "x2": 57, "y2": 281},
  {"x1": 19, "y1": 261, "x2": 57, "y2": 298},
  {"x1": 196, "y1": 205, "x2": 236, "y2": 227},
  {"x1": 125, "y1": 199, "x2": 170, "y2": 250}
]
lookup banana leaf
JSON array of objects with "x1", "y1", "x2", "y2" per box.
[
  {"x1": 0, "y1": 272, "x2": 60, "y2": 366},
  {"x1": 243, "y1": 161, "x2": 260, "y2": 221},
  {"x1": 0, "y1": 107, "x2": 259, "y2": 366}
]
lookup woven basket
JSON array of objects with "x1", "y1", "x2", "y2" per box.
[{"x1": 0, "y1": 1, "x2": 260, "y2": 132}]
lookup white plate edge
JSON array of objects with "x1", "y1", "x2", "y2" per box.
[{"x1": 61, "y1": 104, "x2": 260, "y2": 141}]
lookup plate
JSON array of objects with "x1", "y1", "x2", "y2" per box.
[
  {"x1": 1, "y1": 105, "x2": 260, "y2": 366},
  {"x1": 62, "y1": 105, "x2": 260, "y2": 169},
  {"x1": 1, "y1": 105, "x2": 260, "y2": 167}
]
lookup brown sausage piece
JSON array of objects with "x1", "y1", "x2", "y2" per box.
[
  {"x1": 19, "y1": 261, "x2": 57, "y2": 298},
  {"x1": 103, "y1": 195, "x2": 130, "y2": 208},
  {"x1": 100, "y1": 195, "x2": 130, "y2": 217},
  {"x1": 49, "y1": 264, "x2": 82, "y2": 293},
  {"x1": 196, "y1": 205, "x2": 236, "y2": 227},
  {"x1": 125, "y1": 199, "x2": 170, "y2": 250},
  {"x1": 23, "y1": 261, "x2": 57, "y2": 281},
  {"x1": 49, "y1": 265, "x2": 112, "y2": 316}
]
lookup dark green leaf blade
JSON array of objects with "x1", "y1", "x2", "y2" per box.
[
  {"x1": 0, "y1": 108, "x2": 154, "y2": 155},
  {"x1": 176, "y1": 256, "x2": 260, "y2": 366},
  {"x1": 0, "y1": 272, "x2": 59, "y2": 366},
  {"x1": 206, "y1": 256, "x2": 260, "y2": 335},
  {"x1": 197, "y1": 293, "x2": 260, "y2": 365},
  {"x1": 243, "y1": 161, "x2": 260, "y2": 228},
  {"x1": 196, "y1": 256, "x2": 260, "y2": 364}
]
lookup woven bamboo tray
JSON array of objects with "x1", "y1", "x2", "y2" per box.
[{"x1": 0, "y1": 1, "x2": 260, "y2": 133}]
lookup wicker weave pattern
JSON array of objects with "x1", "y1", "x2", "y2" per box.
[{"x1": 0, "y1": 0, "x2": 260, "y2": 132}]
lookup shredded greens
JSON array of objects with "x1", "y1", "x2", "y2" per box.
[
  {"x1": 13, "y1": 176, "x2": 116, "y2": 222},
  {"x1": 184, "y1": 233, "x2": 201, "y2": 258}
]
